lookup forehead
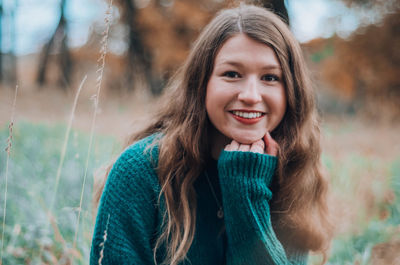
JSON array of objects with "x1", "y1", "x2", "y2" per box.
[{"x1": 214, "y1": 33, "x2": 281, "y2": 69}]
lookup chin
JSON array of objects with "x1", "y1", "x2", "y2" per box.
[{"x1": 231, "y1": 131, "x2": 264, "y2": 145}]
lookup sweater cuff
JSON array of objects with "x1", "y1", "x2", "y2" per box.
[{"x1": 218, "y1": 150, "x2": 277, "y2": 186}]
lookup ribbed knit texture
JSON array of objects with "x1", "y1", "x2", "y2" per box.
[
  {"x1": 218, "y1": 150, "x2": 307, "y2": 265},
  {"x1": 90, "y1": 135, "x2": 308, "y2": 265}
]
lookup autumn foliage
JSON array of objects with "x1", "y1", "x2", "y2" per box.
[{"x1": 305, "y1": 11, "x2": 400, "y2": 118}]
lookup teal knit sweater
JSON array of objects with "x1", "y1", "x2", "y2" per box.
[{"x1": 90, "y1": 135, "x2": 308, "y2": 264}]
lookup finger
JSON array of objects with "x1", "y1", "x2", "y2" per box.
[
  {"x1": 224, "y1": 143, "x2": 232, "y2": 151},
  {"x1": 238, "y1": 144, "x2": 250, "y2": 152},
  {"x1": 250, "y1": 139, "x2": 265, "y2": 154},
  {"x1": 263, "y1": 133, "x2": 269, "y2": 150},
  {"x1": 264, "y1": 132, "x2": 279, "y2": 156},
  {"x1": 229, "y1": 140, "x2": 240, "y2": 151}
]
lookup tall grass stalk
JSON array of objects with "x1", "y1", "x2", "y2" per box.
[
  {"x1": 1, "y1": 85, "x2": 18, "y2": 264},
  {"x1": 37, "y1": 75, "x2": 87, "y2": 261},
  {"x1": 50, "y1": 75, "x2": 88, "y2": 214},
  {"x1": 73, "y1": 0, "x2": 113, "y2": 250}
]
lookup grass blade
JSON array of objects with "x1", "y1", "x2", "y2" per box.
[
  {"x1": 73, "y1": 0, "x2": 113, "y2": 250},
  {"x1": 50, "y1": 75, "x2": 88, "y2": 214},
  {"x1": 1, "y1": 85, "x2": 18, "y2": 264},
  {"x1": 37, "y1": 75, "x2": 87, "y2": 262}
]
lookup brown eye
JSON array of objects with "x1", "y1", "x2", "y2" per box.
[
  {"x1": 223, "y1": 71, "x2": 241, "y2": 78},
  {"x1": 262, "y1": 74, "x2": 279, "y2": 82}
]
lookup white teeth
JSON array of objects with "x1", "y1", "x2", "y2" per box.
[{"x1": 232, "y1": 111, "x2": 263, "y2": 119}]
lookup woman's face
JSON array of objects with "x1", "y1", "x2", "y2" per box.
[{"x1": 205, "y1": 33, "x2": 287, "y2": 145}]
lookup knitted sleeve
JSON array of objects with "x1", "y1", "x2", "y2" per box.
[
  {"x1": 217, "y1": 150, "x2": 308, "y2": 265},
  {"x1": 90, "y1": 143, "x2": 160, "y2": 265}
]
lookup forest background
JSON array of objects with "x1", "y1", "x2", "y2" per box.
[{"x1": 0, "y1": 0, "x2": 399, "y2": 264}]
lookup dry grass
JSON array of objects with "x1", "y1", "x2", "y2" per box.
[
  {"x1": 321, "y1": 115, "x2": 400, "y2": 161},
  {"x1": 36, "y1": 75, "x2": 88, "y2": 263},
  {"x1": 0, "y1": 81, "x2": 157, "y2": 140},
  {"x1": 321, "y1": 115, "x2": 399, "y2": 233},
  {"x1": 73, "y1": 0, "x2": 113, "y2": 252},
  {"x1": 1, "y1": 85, "x2": 18, "y2": 265}
]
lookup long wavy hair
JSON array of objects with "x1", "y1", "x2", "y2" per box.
[{"x1": 94, "y1": 4, "x2": 334, "y2": 265}]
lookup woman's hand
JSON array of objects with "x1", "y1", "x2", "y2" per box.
[{"x1": 224, "y1": 132, "x2": 279, "y2": 156}]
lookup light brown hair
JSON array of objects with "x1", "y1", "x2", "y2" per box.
[{"x1": 95, "y1": 3, "x2": 334, "y2": 265}]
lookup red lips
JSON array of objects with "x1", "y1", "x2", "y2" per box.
[{"x1": 229, "y1": 110, "x2": 265, "y2": 125}]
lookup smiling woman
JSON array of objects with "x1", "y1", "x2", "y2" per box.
[
  {"x1": 206, "y1": 34, "x2": 287, "y2": 151},
  {"x1": 90, "y1": 3, "x2": 334, "y2": 265}
]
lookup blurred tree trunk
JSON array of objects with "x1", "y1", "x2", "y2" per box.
[
  {"x1": 37, "y1": 0, "x2": 71, "y2": 89},
  {"x1": 0, "y1": 0, "x2": 17, "y2": 85},
  {"x1": 260, "y1": 0, "x2": 289, "y2": 24},
  {"x1": 10, "y1": 0, "x2": 17, "y2": 84},
  {"x1": 120, "y1": 0, "x2": 162, "y2": 94}
]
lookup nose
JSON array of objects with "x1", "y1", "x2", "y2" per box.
[{"x1": 238, "y1": 77, "x2": 262, "y2": 104}]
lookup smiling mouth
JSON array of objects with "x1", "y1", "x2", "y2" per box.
[
  {"x1": 229, "y1": 110, "x2": 266, "y2": 125},
  {"x1": 230, "y1": 110, "x2": 266, "y2": 119}
]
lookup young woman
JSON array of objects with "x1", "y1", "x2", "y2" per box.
[{"x1": 90, "y1": 4, "x2": 334, "y2": 265}]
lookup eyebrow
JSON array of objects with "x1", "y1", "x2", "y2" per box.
[{"x1": 216, "y1": 60, "x2": 282, "y2": 70}]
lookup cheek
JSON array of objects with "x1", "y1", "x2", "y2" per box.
[
  {"x1": 205, "y1": 99, "x2": 216, "y2": 122},
  {"x1": 263, "y1": 89, "x2": 287, "y2": 130},
  {"x1": 274, "y1": 94, "x2": 287, "y2": 127},
  {"x1": 278, "y1": 90, "x2": 287, "y2": 117},
  {"x1": 205, "y1": 88, "x2": 214, "y2": 119},
  {"x1": 205, "y1": 79, "x2": 223, "y2": 118},
  {"x1": 275, "y1": 95, "x2": 287, "y2": 117}
]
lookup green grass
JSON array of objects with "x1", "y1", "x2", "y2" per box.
[
  {"x1": 310, "y1": 155, "x2": 400, "y2": 264},
  {"x1": 0, "y1": 122, "x2": 399, "y2": 264},
  {"x1": 0, "y1": 121, "x2": 119, "y2": 264}
]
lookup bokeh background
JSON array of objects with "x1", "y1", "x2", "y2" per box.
[{"x1": 0, "y1": 0, "x2": 399, "y2": 264}]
